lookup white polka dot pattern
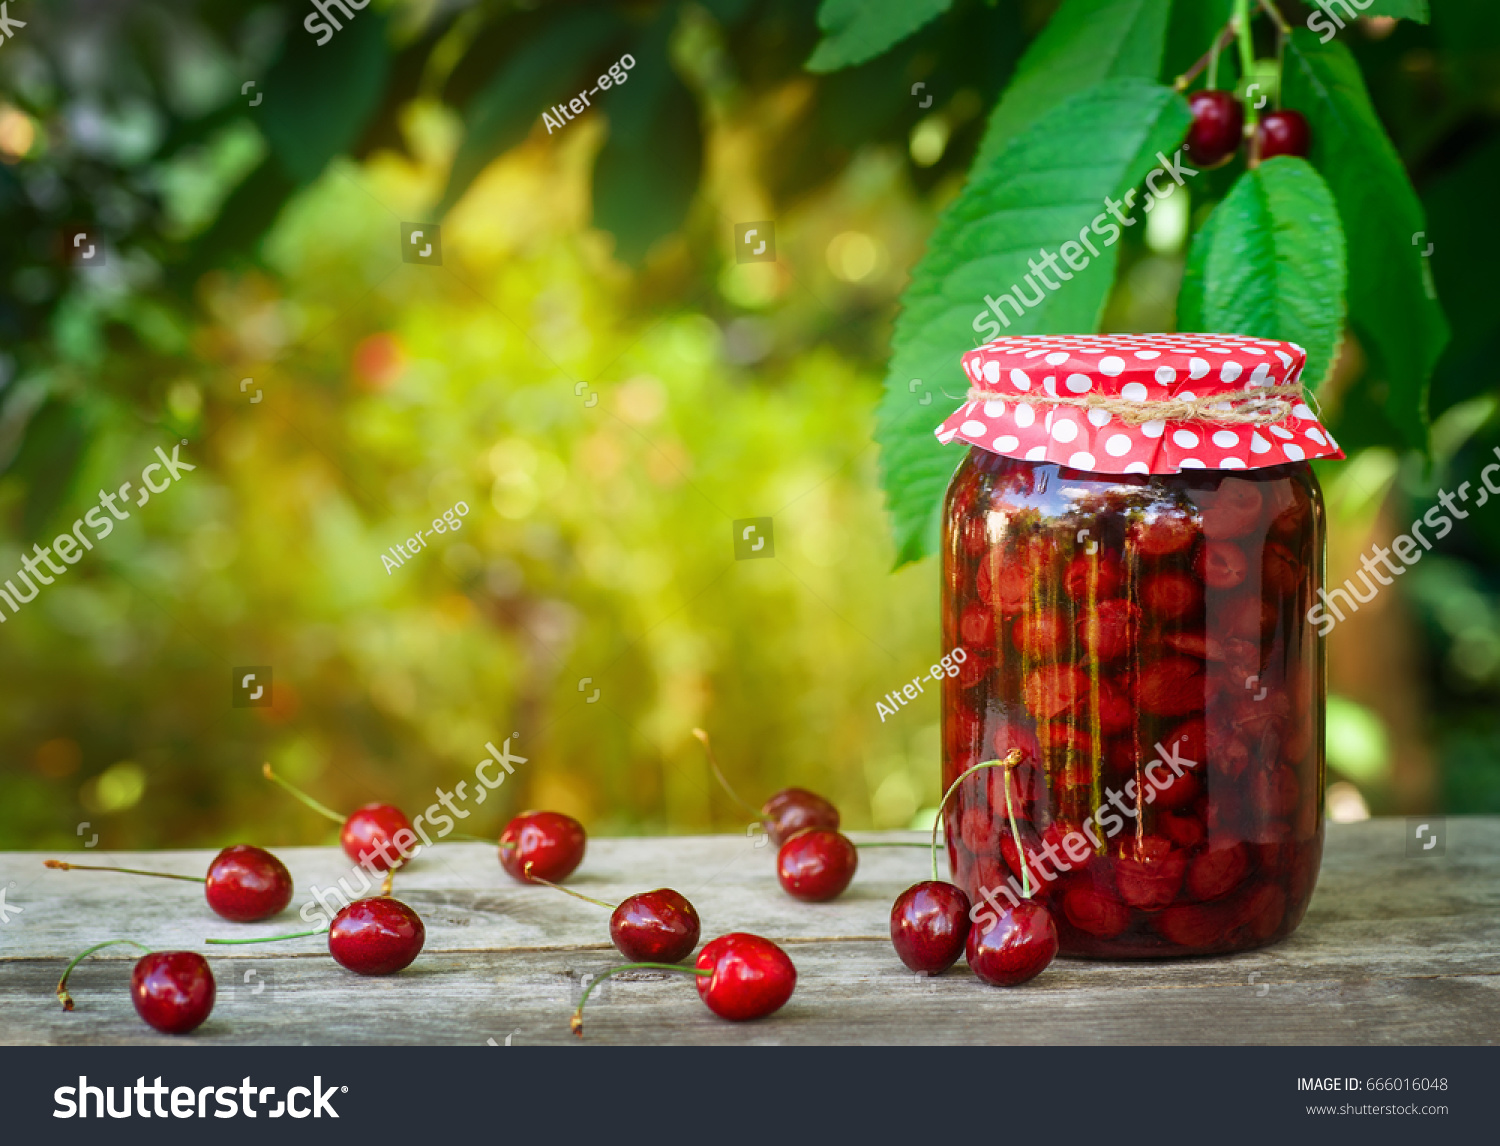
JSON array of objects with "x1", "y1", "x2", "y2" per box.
[{"x1": 935, "y1": 333, "x2": 1342, "y2": 475}]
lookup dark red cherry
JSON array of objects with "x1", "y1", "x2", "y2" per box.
[
  {"x1": 776, "y1": 828, "x2": 858, "y2": 902},
  {"x1": 131, "y1": 952, "x2": 216, "y2": 1034},
  {"x1": 1257, "y1": 109, "x2": 1311, "y2": 160},
  {"x1": 341, "y1": 803, "x2": 415, "y2": 871},
  {"x1": 328, "y1": 896, "x2": 425, "y2": 975},
  {"x1": 205, "y1": 845, "x2": 293, "y2": 923},
  {"x1": 891, "y1": 881, "x2": 971, "y2": 975},
  {"x1": 966, "y1": 901, "x2": 1058, "y2": 987},
  {"x1": 761, "y1": 788, "x2": 840, "y2": 846},
  {"x1": 499, "y1": 810, "x2": 587, "y2": 883},
  {"x1": 695, "y1": 933, "x2": 797, "y2": 1021},
  {"x1": 1186, "y1": 90, "x2": 1245, "y2": 168},
  {"x1": 610, "y1": 889, "x2": 701, "y2": 963}
]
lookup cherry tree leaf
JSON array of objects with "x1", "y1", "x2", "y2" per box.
[{"x1": 877, "y1": 79, "x2": 1191, "y2": 565}]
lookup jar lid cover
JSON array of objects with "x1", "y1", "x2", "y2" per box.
[{"x1": 934, "y1": 332, "x2": 1344, "y2": 475}]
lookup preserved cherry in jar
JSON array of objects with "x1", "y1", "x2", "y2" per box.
[{"x1": 934, "y1": 333, "x2": 1342, "y2": 957}]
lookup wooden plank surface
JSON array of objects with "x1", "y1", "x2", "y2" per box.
[{"x1": 2, "y1": 818, "x2": 1497, "y2": 1045}]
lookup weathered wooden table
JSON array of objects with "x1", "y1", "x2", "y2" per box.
[{"x1": 2, "y1": 818, "x2": 1496, "y2": 1045}]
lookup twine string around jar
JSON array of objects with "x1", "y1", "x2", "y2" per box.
[{"x1": 963, "y1": 383, "x2": 1309, "y2": 427}]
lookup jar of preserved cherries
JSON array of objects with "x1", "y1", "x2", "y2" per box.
[{"x1": 935, "y1": 333, "x2": 1342, "y2": 957}]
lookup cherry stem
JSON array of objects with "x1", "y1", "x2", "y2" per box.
[
  {"x1": 261, "y1": 762, "x2": 345, "y2": 825},
  {"x1": 692, "y1": 728, "x2": 762, "y2": 819},
  {"x1": 1257, "y1": 0, "x2": 1290, "y2": 34},
  {"x1": 1003, "y1": 759, "x2": 1033, "y2": 899},
  {"x1": 930, "y1": 751, "x2": 1024, "y2": 883},
  {"x1": 1175, "y1": 19, "x2": 1237, "y2": 91},
  {"x1": 57, "y1": 939, "x2": 153, "y2": 1012},
  {"x1": 525, "y1": 863, "x2": 615, "y2": 910},
  {"x1": 205, "y1": 927, "x2": 326, "y2": 945},
  {"x1": 1234, "y1": 0, "x2": 1257, "y2": 126},
  {"x1": 854, "y1": 841, "x2": 937, "y2": 848},
  {"x1": 381, "y1": 869, "x2": 394, "y2": 896},
  {"x1": 44, "y1": 859, "x2": 204, "y2": 884},
  {"x1": 570, "y1": 962, "x2": 710, "y2": 1037}
]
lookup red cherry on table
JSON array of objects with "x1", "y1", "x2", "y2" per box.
[
  {"x1": 610, "y1": 890, "x2": 701, "y2": 964},
  {"x1": 967, "y1": 902, "x2": 1058, "y2": 987},
  {"x1": 525, "y1": 863, "x2": 701, "y2": 964},
  {"x1": 341, "y1": 804, "x2": 415, "y2": 871},
  {"x1": 262, "y1": 763, "x2": 416, "y2": 870},
  {"x1": 46, "y1": 845, "x2": 294, "y2": 924},
  {"x1": 205, "y1": 845, "x2": 294, "y2": 922},
  {"x1": 693, "y1": 728, "x2": 840, "y2": 847},
  {"x1": 694, "y1": 932, "x2": 797, "y2": 1021},
  {"x1": 57, "y1": 942, "x2": 215, "y2": 1035},
  {"x1": 499, "y1": 810, "x2": 587, "y2": 883},
  {"x1": 132, "y1": 952, "x2": 216, "y2": 1034},
  {"x1": 1257, "y1": 109, "x2": 1311, "y2": 160},
  {"x1": 761, "y1": 788, "x2": 840, "y2": 846},
  {"x1": 776, "y1": 828, "x2": 858, "y2": 902},
  {"x1": 1186, "y1": 89, "x2": 1245, "y2": 168},
  {"x1": 891, "y1": 881, "x2": 971, "y2": 974},
  {"x1": 570, "y1": 932, "x2": 796, "y2": 1036},
  {"x1": 328, "y1": 896, "x2": 425, "y2": 975}
]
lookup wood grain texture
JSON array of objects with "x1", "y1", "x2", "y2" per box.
[{"x1": 2, "y1": 818, "x2": 1497, "y2": 1045}]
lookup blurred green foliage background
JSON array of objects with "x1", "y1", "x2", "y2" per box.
[{"x1": 2, "y1": 0, "x2": 1498, "y2": 852}]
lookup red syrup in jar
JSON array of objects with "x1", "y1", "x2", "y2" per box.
[{"x1": 936, "y1": 334, "x2": 1336, "y2": 957}]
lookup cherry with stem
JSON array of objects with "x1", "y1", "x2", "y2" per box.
[
  {"x1": 890, "y1": 752, "x2": 1022, "y2": 975},
  {"x1": 45, "y1": 844, "x2": 294, "y2": 923},
  {"x1": 525, "y1": 862, "x2": 701, "y2": 963},
  {"x1": 694, "y1": 728, "x2": 839, "y2": 846},
  {"x1": 570, "y1": 932, "x2": 795, "y2": 1037},
  {"x1": 207, "y1": 896, "x2": 425, "y2": 976},
  {"x1": 262, "y1": 762, "x2": 415, "y2": 872},
  {"x1": 57, "y1": 939, "x2": 216, "y2": 1034}
]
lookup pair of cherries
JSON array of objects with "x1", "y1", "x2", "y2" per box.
[
  {"x1": 889, "y1": 754, "x2": 1059, "y2": 987},
  {"x1": 56, "y1": 892, "x2": 429, "y2": 1036},
  {"x1": 1187, "y1": 90, "x2": 1310, "y2": 168},
  {"x1": 694, "y1": 728, "x2": 862, "y2": 904}
]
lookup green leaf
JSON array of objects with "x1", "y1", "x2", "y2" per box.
[
  {"x1": 805, "y1": 0, "x2": 954, "y2": 73},
  {"x1": 1177, "y1": 158, "x2": 1347, "y2": 389},
  {"x1": 1283, "y1": 28, "x2": 1448, "y2": 448},
  {"x1": 1353, "y1": 1, "x2": 1429, "y2": 21},
  {"x1": 974, "y1": 0, "x2": 1174, "y2": 168},
  {"x1": 259, "y1": 10, "x2": 390, "y2": 185},
  {"x1": 436, "y1": 9, "x2": 623, "y2": 218},
  {"x1": 592, "y1": 19, "x2": 703, "y2": 263},
  {"x1": 877, "y1": 79, "x2": 1192, "y2": 565}
]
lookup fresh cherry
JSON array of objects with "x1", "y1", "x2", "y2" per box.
[
  {"x1": 1257, "y1": 109, "x2": 1311, "y2": 160},
  {"x1": 570, "y1": 932, "x2": 796, "y2": 1036},
  {"x1": 46, "y1": 845, "x2": 294, "y2": 923},
  {"x1": 205, "y1": 846, "x2": 294, "y2": 921},
  {"x1": 966, "y1": 901, "x2": 1058, "y2": 987},
  {"x1": 263, "y1": 763, "x2": 415, "y2": 871},
  {"x1": 611, "y1": 890, "x2": 701, "y2": 963},
  {"x1": 499, "y1": 810, "x2": 587, "y2": 884},
  {"x1": 1186, "y1": 90, "x2": 1245, "y2": 168},
  {"x1": 891, "y1": 881, "x2": 971, "y2": 974},
  {"x1": 694, "y1": 932, "x2": 797, "y2": 1021},
  {"x1": 526, "y1": 864, "x2": 701, "y2": 964},
  {"x1": 57, "y1": 942, "x2": 215, "y2": 1035},
  {"x1": 694, "y1": 728, "x2": 839, "y2": 846},
  {"x1": 776, "y1": 828, "x2": 858, "y2": 902},
  {"x1": 328, "y1": 896, "x2": 425, "y2": 975},
  {"x1": 760, "y1": 788, "x2": 841, "y2": 846}
]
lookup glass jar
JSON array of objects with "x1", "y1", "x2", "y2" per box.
[{"x1": 934, "y1": 334, "x2": 1338, "y2": 958}]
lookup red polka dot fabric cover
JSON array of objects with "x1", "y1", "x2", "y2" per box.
[{"x1": 934, "y1": 333, "x2": 1344, "y2": 475}]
